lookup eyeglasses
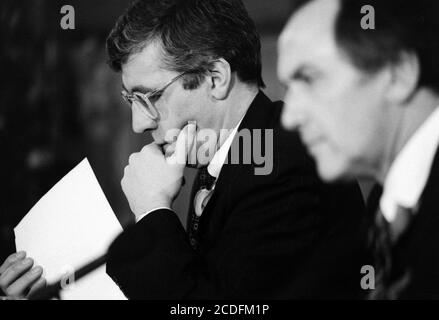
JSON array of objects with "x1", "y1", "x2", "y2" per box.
[{"x1": 121, "y1": 72, "x2": 189, "y2": 121}]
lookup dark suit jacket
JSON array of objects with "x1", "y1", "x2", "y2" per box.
[
  {"x1": 392, "y1": 146, "x2": 439, "y2": 299},
  {"x1": 106, "y1": 92, "x2": 369, "y2": 299}
]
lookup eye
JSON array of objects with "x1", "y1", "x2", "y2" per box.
[
  {"x1": 293, "y1": 71, "x2": 313, "y2": 84},
  {"x1": 149, "y1": 91, "x2": 163, "y2": 103},
  {"x1": 291, "y1": 66, "x2": 321, "y2": 86}
]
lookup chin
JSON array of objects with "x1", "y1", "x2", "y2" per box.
[
  {"x1": 317, "y1": 165, "x2": 343, "y2": 182},
  {"x1": 315, "y1": 154, "x2": 353, "y2": 183}
]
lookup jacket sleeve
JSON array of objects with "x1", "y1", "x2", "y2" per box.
[
  {"x1": 106, "y1": 177, "x2": 321, "y2": 300},
  {"x1": 106, "y1": 159, "x2": 366, "y2": 299}
]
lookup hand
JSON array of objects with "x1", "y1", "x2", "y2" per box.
[
  {"x1": 0, "y1": 252, "x2": 46, "y2": 299},
  {"x1": 122, "y1": 123, "x2": 196, "y2": 219}
]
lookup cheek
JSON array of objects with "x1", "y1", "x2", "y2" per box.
[
  {"x1": 305, "y1": 105, "x2": 366, "y2": 180},
  {"x1": 157, "y1": 97, "x2": 192, "y2": 131},
  {"x1": 307, "y1": 72, "x2": 389, "y2": 178},
  {"x1": 325, "y1": 98, "x2": 386, "y2": 173},
  {"x1": 318, "y1": 83, "x2": 372, "y2": 147},
  {"x1": 155, "y1": 98, "x2": 171, "y2": 123},
  {"x1": 170, "y1": 92, "x2": 200, "y2": 121}
]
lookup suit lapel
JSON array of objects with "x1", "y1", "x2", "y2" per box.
[
  {"x1": 198, "y1": 91, "x2": 274, "y2": 222},
  {"x1": 416, "y1": 145, "x2": 439, "y2": 214}
]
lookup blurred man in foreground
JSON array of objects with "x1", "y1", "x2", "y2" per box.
[{"x1": 279, "y1": 0, "x2": 439, "y2": 299}]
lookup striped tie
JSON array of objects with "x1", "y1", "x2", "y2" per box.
[
  {"x1": 368, "y1": 187, "x2": 413, "y2": 299},
  {"x1": 186, "y1": 167, "x2": 216, "y2": 250}
]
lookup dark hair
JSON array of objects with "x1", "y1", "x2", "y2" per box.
[
  {"x1": 290, "y1": 0, "x2": 439, "y2": 93},
  {"x1": 106, "y1": 0, "x2": 265, "y2": 89}
]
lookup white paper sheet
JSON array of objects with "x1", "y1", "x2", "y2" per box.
[{"x1": 14, "y1": 158, "x2": 126, "y2": 300}]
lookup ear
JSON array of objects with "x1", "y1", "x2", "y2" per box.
[
  {"x1": 386, "y1": 52, "x2": 420, "y2": 104},
  {"x1": 208, "y1": 58, "x2": 232, "y2": 100}
]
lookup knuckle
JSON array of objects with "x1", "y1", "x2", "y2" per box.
[
  {"x1": 128, "y1": 153, "x2": 138, "y2": 164},
  {"x1": 6, "y1": 254, "x2": 15, "y2": 263},
  {"x1": 2, "y1": 255, "x2": 15, "y2": 269},
  {"x1": 121, "y1": 178, "x2": 128, "y2": 191}
]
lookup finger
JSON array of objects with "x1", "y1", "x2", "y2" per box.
[
  {"x1": 142, "y1": 142, "x2": 161, "y2": 153},
  {"x1": 124, "y1": 162, "x2": 133, "y2": 178},
  {"x1": 166, "y1": 121, "x2": 196, "y2": 166},
  {"x1": 26, "y1": 277, "x2": 47, "y2": 298},
  {"x1": 0, "y1": 252, "x2": 26, "y2": 275},
  {"x1": 128, "y1": 153, "x2": 138, "y2": 164},
  {"x1": 0, "y1": 258, "x2": 34, "y2": 292},
  {"x1": 6, "y1": 266, "x2": 43, "y2": 298},
  {"x1": 121, "y1": 176, "x2": 128, "y2": 194}
]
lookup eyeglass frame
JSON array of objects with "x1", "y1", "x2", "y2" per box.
[{"x1": 121, "y1": 71, "x2": 191, "y2": 121}]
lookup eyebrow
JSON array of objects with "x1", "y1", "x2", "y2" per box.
[
  {"x1": 121, "y1": 84, "x2": 155, "y2": 94},
  {"x1": 287, "y1": 64, "x2": 319, "y2": 80}
]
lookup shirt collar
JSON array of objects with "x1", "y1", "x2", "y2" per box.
[
  {"x1": 380, "y1": 107, "x2": 439, "y2": 222},
  {"x1": 207, "y1": 117, "x2": 244, "y2": 178}
]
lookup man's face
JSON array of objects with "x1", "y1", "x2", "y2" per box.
[
  {"x1": 121, "y1": 41, "x2": 213, "y2": 159},
  {"x1": 278, "y1": 0, "x2": 392, "y2": 181}
]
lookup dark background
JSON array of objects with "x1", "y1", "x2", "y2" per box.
[{"x1": 0, "y1": 0, "x2": 296, "y2": 261}]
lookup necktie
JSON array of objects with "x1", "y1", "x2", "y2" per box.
[
  {"x1": 187, "y1": 167, "x2": 216, "y2": 250},
  {"x1": 368, "y1": 186, "x2": 413, "y2": 299}
]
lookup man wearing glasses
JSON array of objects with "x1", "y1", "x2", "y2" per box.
[
  {"x1": 0, "y1": 0, "x2": 369, "y2": 299},
  {"x1": 120, "y1": 74, "x2": 184, "y2": 123}
]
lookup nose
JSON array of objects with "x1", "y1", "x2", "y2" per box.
[
  {"x1": 131, "y1": 101, "x2": 157, "y2": 133},
  {"x1": 281, "y1": 88, "x2": 308, "y2": 131}
]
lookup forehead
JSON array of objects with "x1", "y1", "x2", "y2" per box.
[
  {"x1": 121, "y1": 41, "x2": 170, "y2": 91},
  {"x1": 278, "y1": 0, "x2": 340, "y2": 79}
]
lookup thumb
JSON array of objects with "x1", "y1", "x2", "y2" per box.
[{"x1": 166, "y1": 121, "x2": 196, "y2": 166}]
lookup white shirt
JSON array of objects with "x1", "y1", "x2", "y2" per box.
[
  {"x1": 380, "y1": 107, "x2": 439, "y2": 223},
  {"x1": 136, "y1": 117, "x2": 244, "y2": 222},
  {"x1": 207, "y1": 117, "x2": 244, "y2": 179}
]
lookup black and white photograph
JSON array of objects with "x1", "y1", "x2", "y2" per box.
[{"x1": 1, "y1": 0, "x2": 439, "y2": 306}]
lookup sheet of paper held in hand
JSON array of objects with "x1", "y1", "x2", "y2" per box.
[{"x1": 14, "y1": 158, "x2": 126, "y2": 300}]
